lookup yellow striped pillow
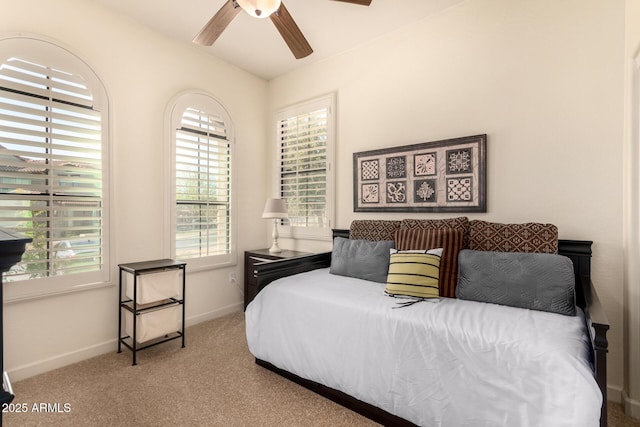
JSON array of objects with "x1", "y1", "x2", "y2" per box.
[{"x1": 385, "y1": 252, "x2": 441, "y2": 299}]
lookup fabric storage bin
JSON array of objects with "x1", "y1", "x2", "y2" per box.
[
  {"x1": 125, "y1": 269, "x2": 181, "y2": 304},
  {"x1": 125, "y1": 304, "x2": 181, "y2": 344}
]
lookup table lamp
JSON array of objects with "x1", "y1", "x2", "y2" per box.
[{"x1": 262, "y1": 198, "x2": 288, "y2": 253}]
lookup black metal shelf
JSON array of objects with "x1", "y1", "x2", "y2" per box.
[
  {"x1": 117, "y1": 259, "x2": 186, "y2": 365},
  {"x1": 119, "y1": 331, "x2": 184, "y2": 353},
  {"x1": 120, "y1": 298, "x2": 184, "y2": 314}
]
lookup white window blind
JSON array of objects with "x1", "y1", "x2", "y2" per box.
[
  {"x1": 277, "y1": 105, "x2": 329, "y2": 228},
  {"x1": 0, "y1": 57, "x2": 104, "y2": 282},
  {"x1": 175, "y1": 106, "x2": 231, "y2": 260}
]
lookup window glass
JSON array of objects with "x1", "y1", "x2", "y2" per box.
[
  {"x1": 275, "y1": 94, "x2": 334, "y2": 236},
  {"x1": 0, "y1": 38, "x2": 109, "y2": 299},
  {"x1": 170, "y1": 92, "x2": 234, "y2": 267}
]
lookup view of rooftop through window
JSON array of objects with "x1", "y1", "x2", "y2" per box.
[{"x1": 0, "y1": 57, "x2": 104, "y2": 281}]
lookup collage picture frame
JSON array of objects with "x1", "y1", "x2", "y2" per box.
[{"x1": 353, "y1": 134, "x2": 487, "y2": 213}]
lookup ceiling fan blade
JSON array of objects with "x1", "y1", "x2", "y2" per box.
[
  {"x1": 270, "y1": 2, "x2": 313, "y2": 59},
  {"x1": 193, "y1": 0, "x2": 241, "y2": 46},
  {"x1": 330, "y1": 0, "x2": 372, "y2": 5}
]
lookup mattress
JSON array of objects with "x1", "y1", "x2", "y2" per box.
[{"x1": 245, "y1": 268, "x2": 602, "y2": 427}]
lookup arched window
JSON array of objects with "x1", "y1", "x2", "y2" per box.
[
  {"x1": 0, "y1": 36, "x2": 109, "y2": 300},
  {"x1": 168, "y1": 92, "x2": 235, "y2": 268}
]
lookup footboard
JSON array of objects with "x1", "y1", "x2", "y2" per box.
[
  {"x1": 558, "y1": 240, "x2": 609, "y2": 427},
  {"x1": 582, "y1": 275, "x2": 610, "y2": 427}
]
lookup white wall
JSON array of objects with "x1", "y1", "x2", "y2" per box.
[
  {"x1": 269, "y1": 0, "x2": 627, "y2": 400},
  {"x1": 624, "y1": 0, "x2": 640, "y2": 417},
  {"x1": 0, "y1": 0, "x2": 269, "y2": 379},
  {"x1": 0, "y1": 0, "x2": 635, "y2": 414}
]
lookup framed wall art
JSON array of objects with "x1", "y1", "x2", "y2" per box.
[{"x1": 353, "y1": 134, "x2": 487, "y2": 213}]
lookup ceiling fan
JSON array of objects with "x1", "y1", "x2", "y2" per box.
[{"x1": 192, "y1": 0, "x2": 372, "y2": 59}]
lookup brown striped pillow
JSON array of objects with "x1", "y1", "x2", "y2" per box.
[
  {"x1": 400, "y1": 217, "x2": 470, "y2": 248},
  {"x1": 394, "y1": 228, "x2": 465, "y2": 298}
]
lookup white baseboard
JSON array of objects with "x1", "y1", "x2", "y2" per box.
[
  {"x1": 7, "y1": 302, "x2": 244, "y2": 382},
  {"x1": 185, "y1": 302, "x2": 243, "y2": 327},
  {"x1": 8, "y1": 340, "x2": 116, "y2": 382},
  {"x1": 609, "y1": 385, "x2": 623, "y2": 404},
  {"x1": 607, "y1": 385, "x2": 640, "y2": 420},
  {"x1": 623, "y1": 389, "x2": 640, "y2": 419}
]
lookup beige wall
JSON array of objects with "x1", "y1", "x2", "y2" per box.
[
  {"x1": 0, "y1": 0, "x2": 636, "y2": 415},
  {"x1": 0, "y1": 0, "x2": 269, "y2": 379},
  {"x1": 624, "y1": 0, "x2": 640, "y2": 417},
  {"x1": 269, "y1": 0, "x2": 627, "y2": 401}
]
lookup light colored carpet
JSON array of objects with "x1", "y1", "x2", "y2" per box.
[
  {"x1": 3, "y1": 311, "x2": 638, "y2": 426},
  {"x1": 4, "y1": 311, "x2": 374, "y2": 427}
]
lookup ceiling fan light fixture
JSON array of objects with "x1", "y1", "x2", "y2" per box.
[{"x1": 236, "y1": 0, "x2": 282, "y2": 18}]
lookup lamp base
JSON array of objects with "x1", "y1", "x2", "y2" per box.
[
  {"x1": 268, "y1": 242, "x2": 282, "y2": 253},
  {"x1": 269, "y1": 219, "x2": 282, "y2": 253}
]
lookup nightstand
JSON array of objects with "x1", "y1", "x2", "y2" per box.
[{"x1": 244, "y1": 249, "x2": 309, "y2": 309}]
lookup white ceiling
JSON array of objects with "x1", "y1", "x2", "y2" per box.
[{"x1": 92, "y1": 0, "x2": 464, "y2": 80}]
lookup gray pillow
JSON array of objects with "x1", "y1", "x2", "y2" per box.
[
  {"x1": 330, "y1": 237, "x2": 394, "y2": 283},
  {"x1": 456, "y1": 250, "x2": 576, "y2": 316}
]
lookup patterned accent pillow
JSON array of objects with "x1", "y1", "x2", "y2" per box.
[
  {"x1": 469, "y1": 220, "x2": 558, "y2": 253},
  {"x1": 385, "y1": 252, "x2": 440, "y2": 299},
  {"x1": 349, "y1": 220, "x2": 401, "y2": 241},
  {"x1": 394, "y1": 228, "x2": 464, "y2": 298},
  {"x1": 400, "y1": 217, "x2": 470, "y2": 248}
]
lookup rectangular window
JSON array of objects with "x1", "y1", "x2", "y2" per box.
[
  {"x1": 174, "y1": 107, "x2": 231, "y2": 261},
  {"x1": 275, "y1": 94, "x2": 334, "y2": 236}
]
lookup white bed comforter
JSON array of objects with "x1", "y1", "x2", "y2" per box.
[{"x1": 245, "y1": 268, "x2": 601, "y2": 427}]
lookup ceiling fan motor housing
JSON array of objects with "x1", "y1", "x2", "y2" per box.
[{"x1": 236, "y1": 0, "x2": 282, "y2": 18}]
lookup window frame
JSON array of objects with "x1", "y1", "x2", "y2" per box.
[
  {"x1": 0, "y1": 35, "x2": 111, "y2": 302},
  {"x1": 273, "y1": 93, "x2": 335, "y2": 241},
  {"x1": 166, "y1": 91, "x2": 236, "y2": 271}
]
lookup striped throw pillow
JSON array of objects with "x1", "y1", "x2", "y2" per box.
[
  {"x1": 400, "y1": 217, "x2": 470, "y2": 248},
  {"x1": 385, "y1": 252, "x2": 441, "y2": 299},
  {"x1": 394, "y1": 228, "x2": 464, "y2": 298}
]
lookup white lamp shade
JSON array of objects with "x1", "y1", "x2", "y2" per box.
[
  {"x1": 236, "y1": 0, "x2": 281, "y2": 18},
  {"x1": 262, "y1": 198, "x2": 288, "y2": 219}
]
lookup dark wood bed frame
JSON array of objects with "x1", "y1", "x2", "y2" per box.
[{"x1": 252, "y1": 230, "x2": 610, "y2": 427}]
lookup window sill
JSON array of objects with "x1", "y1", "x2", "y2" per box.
[
  {"x1": 4, "y1": 279, "x2": 114, "y2": 304},
  {"x1": 278, "y1": 226, "x2": 333, "y2": 242},
  {"x1": 180, "y1": 259, "x2": 237, "y2": 274}
]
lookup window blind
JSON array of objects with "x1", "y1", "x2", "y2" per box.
[
  {"x1": 278, "y1": 107, "x2": 328, "y2": 228},
  {"x1": 175, "y1": 107, "x2": 231, "y2": 259},
  {"x1": 0, "y1": 57, "x2": 103, "y2": 281}
]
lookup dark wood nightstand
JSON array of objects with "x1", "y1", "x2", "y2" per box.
[{"x1": 244, "y1": 249, "x2": 309, "y2": 309}]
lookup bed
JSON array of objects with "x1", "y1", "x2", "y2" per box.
[{"x1": 245, "y1": 219, "x2": 609, "y2": 427}]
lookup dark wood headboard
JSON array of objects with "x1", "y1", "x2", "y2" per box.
[
  {"x1": 333, "y1": 229, "x2": 593, "y2": 301},
  {"x1": 333, "y1": 229, "x2": 591, "y2": 281}
]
